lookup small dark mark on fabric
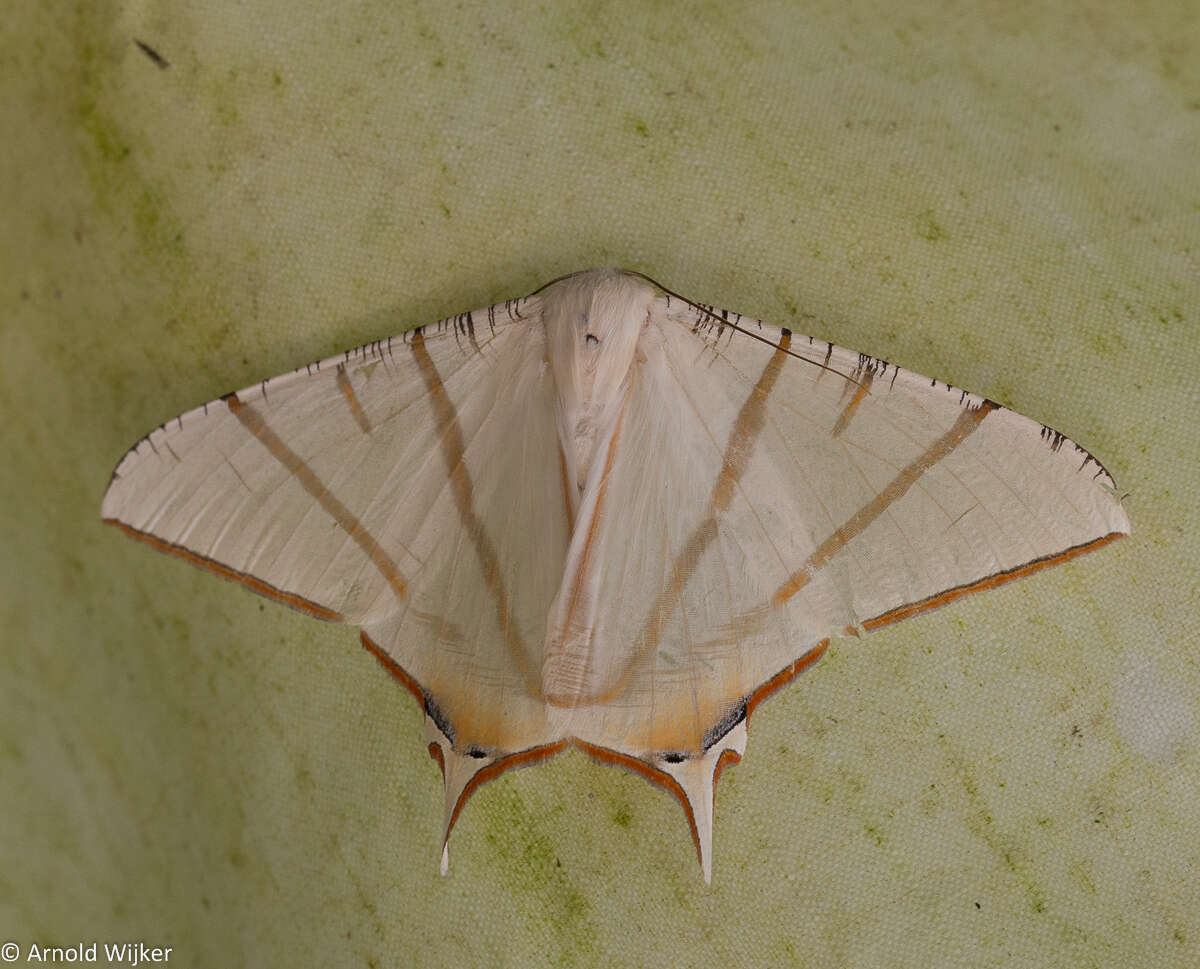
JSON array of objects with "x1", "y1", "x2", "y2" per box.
[{"x1": 134, "y1": 39, "x2": 170, "y2": 69}]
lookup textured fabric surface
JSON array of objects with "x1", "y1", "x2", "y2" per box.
[{"x1": 2, "y1": 1, "x2": 1196, "y2": 966}]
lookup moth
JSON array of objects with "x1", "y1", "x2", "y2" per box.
[{"x1": 103, "y1": 269, "x2": 1129, "y2": 881}]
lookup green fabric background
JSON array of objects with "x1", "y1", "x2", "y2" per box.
[{"x1": 3, "y1": 1, "x2": 1197, "y2": 966}]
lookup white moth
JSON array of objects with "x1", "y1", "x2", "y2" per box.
[{"x1": 102, "y1": 269, "x2": 1129, "y2": 882}]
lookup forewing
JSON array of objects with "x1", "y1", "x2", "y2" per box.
[
  {"x1": 564, "y1": 296, "x2": 1128, "y2": 754},
  {"x1": 102, "y1": 296, "x2": 566, "y2": 750}
]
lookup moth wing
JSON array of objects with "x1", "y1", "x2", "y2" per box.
[
  {"x1": 102, "y1": 296, "x2": 566, "y2": 751},
  {"x1": 564, "y1": 295, "x2": 1129, "y2": 757}
]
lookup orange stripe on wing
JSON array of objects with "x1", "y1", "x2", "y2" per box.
[
  {"x1": 410, "y1": 331, "x2": 539, "y2": 696},
  {"x1": 593, "y1": 331, "x2": 795, "y2": 706},
  {"x1": 335, "y1": 364, "x2": 372, "y2": 433},
  {"x1": 443, "y1": 741, "x2": 569, "y2": 840},
  {"x1": 104, "y1": 518, "x2": 343, "y2": 621},
  {"x1": 713, "y1": 748, "x2": 742, "y2": 788},
  {"x1": 831, "y1": 368, "x2": 874, "y2": 438},
  {"x1": 225, "y1": 393, "x2": 409, "y2": 602},
  {"x1": 863, "y1": 531, "x2": 1126, "y2": 631},
  {"x1": 745, "y1": 639, "x2": 829, "y2": 718},
  {"x1": 574, "y1": 739, "x2": 706, "y2": 870},
  {"x1": 774, "y1": 399, "x2": 998, "y2": 604},
  {"x1": 359, "y1": 630, "x2": 426, "y2": 706},
  {"x1": 711, "y1": 329, "x2": 792, "y2": 514}
]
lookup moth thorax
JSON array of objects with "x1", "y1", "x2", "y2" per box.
[{"x1": 542, "y1": 270, "x2": 655, "y2": 500}]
